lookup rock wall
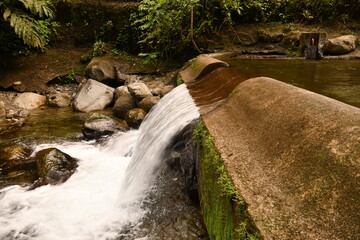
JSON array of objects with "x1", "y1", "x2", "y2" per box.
[{"x1": 198, "y1": 77, "x2": 360, "y2": 240}]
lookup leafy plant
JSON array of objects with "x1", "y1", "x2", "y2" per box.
[
  {"x1": 1, "y1": 0, "x2": 55, "y2": 49},
  {"x1": 93, "y1": 40, "x2": 106, "y2": 57}
]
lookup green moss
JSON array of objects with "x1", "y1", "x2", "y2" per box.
[
  {"x1": 194, "y1": 121, "x2": 261, "y2": 240},
  {"x1": 176, "y1": 74, "x2": 184, "y2": 86}
]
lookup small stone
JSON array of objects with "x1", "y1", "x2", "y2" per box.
[
  {"x1": 138, "y1": 96, "x2": 160, "y2": 113},
  {"x1": 12, "y1": 81, "x2": 22, "y2": 86},
  {"x1": 6, "y1": 109, "x2": 16, "y2": 118},
  {"x1": 125, "y1": 108, "x2": 147, "y2": 129},
  {"x1": 114, "y1": 86, "x2": 130, "y2": 102},
  {"x1": 128, "y1": 82, "x2": 152, "y2": 101}
]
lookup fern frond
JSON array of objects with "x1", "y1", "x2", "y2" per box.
[
  {"x1": 9, "y1": 10, "x2": 45, "y2": 48},
  {"x1": 18, "y1": 0, "x2": 54, "y2": 18}
]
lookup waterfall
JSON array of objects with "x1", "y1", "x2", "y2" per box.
[{"x1": 0, "y1": 84, "x2": 199, "y2": 240}]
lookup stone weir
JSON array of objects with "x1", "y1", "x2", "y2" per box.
[{"x1": 185, "y1": 56, "x2": 360, "y2": 240}]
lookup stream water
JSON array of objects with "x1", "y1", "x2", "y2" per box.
[{"x1": 0, "y1": 84, "x2": 201, "y2": 240}]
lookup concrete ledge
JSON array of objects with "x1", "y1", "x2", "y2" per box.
[
  {"x1": 201, "y1": 77, "x2": 360, "y2": 239},
  {"x1": 179, "y1": 55, "x2": 229, "y2": 83}
]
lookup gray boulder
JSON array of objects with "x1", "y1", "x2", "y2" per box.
[
  {"x1": 125, "y1": 108, "x2": 147, "y2": 129},
  {"x1": 48, "y1": 93, "x2": 72, "y2": 108},
  {"x1": 128, "y1": 82, "x2": 152, "y2": 101},
  {"x1": 113, "y1": 93, "x2": 137, "y2": 119},
  {"x1": 14, "y1": 92, "x2": 46, "y2": 110},
  {"x1": 85, "y1": 57, "x2": 116, "y2": 83},
  {"x1": 35, "y1": 148, "x2": 78, "y2": 185},
  {"x1": 324, "y1": 35, "x2": 357, "y2": 55},
  {"x1": 73, "y1": 79, "x2": 114, "y2": 112},
  {"x1": 138, "y1": 96, "x2": 160, "y2": 113},
  {"x1": 114, "y1": 86, "x2": 130, "y2": 102},
  {"x1": 82, "y1": 112, "x2": 129, "y2": 139}
]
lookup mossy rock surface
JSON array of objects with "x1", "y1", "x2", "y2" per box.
[
  {"x1": 0, "y1": 145, "x2": 34, "y2": 173},
  {"x1": 125, "y1": 108, "x2": 147, "y2": 129}
]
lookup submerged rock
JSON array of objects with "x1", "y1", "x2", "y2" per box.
[
  {"x1": 82, "y1": 112, "x2": 129, "y2": 139},
  {"x1": 48, "y1": 93, "x2": 72, "y2": 108},
  {"x1": 34, "y1": 148, "x2": 78, "y2": 185},
  {"x1": 138, "y1": 96, "x2": 160, "y2": 113},
  {"x1": 0, "y1": 145, "x2": 34, "y2": 173},
  {"x1": 14, "y1": 92, "x2": 46, "y2": 110},
  {"x1": 73, "y1": 79, "x2": 114, "y2": 112},
  {"x1": 125, "y1": 108, "x2": 147, "y2": 128},
  {"x1": 324, "y1": 35, "x2": 357, "y2": 55},
  {"x1": 113, "y1": 93, "x2": 137, "y2": 119}
]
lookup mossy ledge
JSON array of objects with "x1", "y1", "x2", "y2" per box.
[{"x1": 194, "y1": 121, "x2": 261, "y2": 240}]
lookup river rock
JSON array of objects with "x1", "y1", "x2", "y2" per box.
[
  {"x1": 73, "y1": 79, "x2": 114, "y2": 112},
  {"x1": 138, "y1": 96, "x2": 160, "y2": 113},
  {"x1": 35, "y1": 148, "x2": 78, "y2": 185},
  {"x1": 47, "y1": 93, "x2": 72, "y2": 108},
  {"x1": 82, "y1": 112, "x2": 129, "y2": 139},
  {"x1": 324, "y1": 35, "x2": 357, "y2": 55},
  {"x1": 0, "y1": 145, "x2": 33, "y2": 173},
  {"x1": 160, "y1": 85, "x2": 174, "y2": 97},
  {"x1": 125, "y1": 108, "x2": 147, "y2": 128},
  {"x1": 14, "y1": 92, "x2": 46, "y2": 110},
  {"x1": 128, "y1": 82, "x2": 152, "y2": 101},
  {"x1": 114, "y1": 86, "x2": 130, "y2": 102},
  {"x1": 145, "y1": 80, "x2": 165, "y2": 96},
  {"x1": 85, "y1": 57, "x2": 116, "y2": 84},
  {"x1": 117, "y1": 72, "x2": 141, "y2": 85},
  {"x1": 113, "y1": 93, "x2": 137, "y2": 119},
  {"x1": 0, "y1": 101, "x2": 5, "y2": 118}
]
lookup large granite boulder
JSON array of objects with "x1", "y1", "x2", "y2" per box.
[
  {"x1": 73, "y1": 79, "x2": 114, "y2": 112},
  {"x1": 324, "y1": 35, "x2": 357, "y2": 55},
  {"x1": 47, "y1": 93, "x2": 72, "y2": 108},
  {"x1": 82, "y1": 112, "x2": 129, "y2": 139},
  {"x1": 14, "y1": 92, "x2": 46, "y2": 110},
  {"x1": 35, "y1": 148, "x2": 78, "y2": 185},
  {"x1": 128, "y1": 82, "x2": 152, "y2": 102},
  {"x1": 85, "y1": 57, "x2": 116, "y2": 84},
  {"x1": 113, "y1": 93, "x2": 137, "y2": 119},
  {"x1": 125, "y1": 108, "x2": 147, "y2": 128},
  {"x1": 138, "y1": 96, "x2": 160, "y2": 113}
]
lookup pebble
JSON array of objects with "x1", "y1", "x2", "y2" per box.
[{"x1": 13, "y1": 81, "x2": 22, "y2": 86}]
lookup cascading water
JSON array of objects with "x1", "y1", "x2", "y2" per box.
[{"x1": 0, "y1": 84, "x2": 199, "y2": 240}]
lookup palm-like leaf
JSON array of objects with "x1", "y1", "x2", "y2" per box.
[
  {"x1": 9, "y1": 10, "x2": 45, "y2": 48},
  {"x1": 18, "y1": 0, "x2": 54, "y2": 18}
]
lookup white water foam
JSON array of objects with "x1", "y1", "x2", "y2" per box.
[{"x1": 0, "y1": 84, "x2": 199, "y2": 240}]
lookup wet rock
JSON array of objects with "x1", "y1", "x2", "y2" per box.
[
  {"x1": 125, "y1": 108, "x2": 147, "y2": 128},
  {"x1": 160, "y1": 85, "x2": 174, "y2": 97},
  {"x1": 114, "y1": 86, "x2": 130, "y2": 102},
  {"x1": 128, "y1": 82, "x2": 152, "y2": 101},
  {"x1": 85, "y1": 57, "x2": 116, "y2": 84},
  {"x1": 34, "y1": 148, "x2": 78, "y2": 185},
  {"x1": 324, "y1": 35, "x2": 357, "y2": 55},
  {"x1": 82, "y1": 112, "x2": 129, "y2": 139},
  {"x1": 14, "y1": 92, "x2": 46, "y2": 110},
  {"x1": 138, "y1": 96, "x2": 160, "y2": 113},
  {"x1": 73, "y1": 79, "x2": 114, "y2": 112},
  {"x1": 116, "y1": 72, "x2": 141, "y2": 85},
  {"x1": 0, "y1": 101, "x2": 5, "y2": 118},
  {"x1": 113, "y1": 93, "x2": 137, "y2": 119},
  {"x1": 47, "y1": 93, "x2": 72, "y2": 108},
  {"x1": 0, "y1": 145, "x2": 34, "y2": 173},
  {"x1": 145, "y1": 80, "x2": 165, "y2": 96}
]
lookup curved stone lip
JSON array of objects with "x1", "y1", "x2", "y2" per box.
[{"x1": 179, "y1": 55, "x2": 229, "y2": 83}]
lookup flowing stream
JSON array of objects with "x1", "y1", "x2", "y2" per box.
[{"x1": 0, "y1": 84, "x2": 200, "y2": 240}]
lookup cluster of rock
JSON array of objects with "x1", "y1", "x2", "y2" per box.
[
  {"x1": 74, "y1": 57, "x2": 175, "y2": 139},
  {"x1": 0, "y1": 144, "x2": 78, "y2": 189}
]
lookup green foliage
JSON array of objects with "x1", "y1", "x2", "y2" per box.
[
  {"x1": 194, "y1": 121, "x2": 261, "y2": 240},
  {"x1": 1, "y1": 0, "x2": 55, "y2": 49},
  {"x1": 92, "y1": 40, "x2": 106, "y2": 57},
  {"x1": 176, "y1": 74, "x2": 184, "y2": 86},
  {"x1": 133, "y1": 0, "x2": 244, "y2": 60}
]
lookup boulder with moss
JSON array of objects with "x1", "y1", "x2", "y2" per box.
[{"x1": 125, "y1": 108, "x2": 147, "y2": 128}]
